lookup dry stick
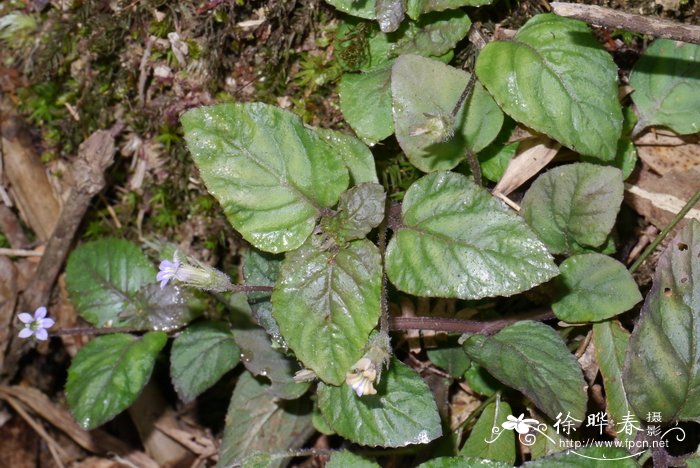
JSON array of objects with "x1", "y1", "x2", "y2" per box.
[
  {"x1": 550, "y1": 2, "x2": 700, "y2": 45},
  {"x1": 2, "y1": 129, "x2": 118, "y2": 381},
  {"x1": 390, "y1": 307, "x2": 555, "y2": 335},
  {"x1": 628, "y1": 187, "x2": 700, "y2": 274}
]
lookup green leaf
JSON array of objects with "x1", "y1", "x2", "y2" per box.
[
  {"x1": 325, "y1": 0, "x2": 376, "y2": 19},
  {"x1": 391, "y1": 11, "x2": 471, "y2": 58},
  {"x1": 66, "y1": 332, "x2": 167, "y2": 429},
  {"x1": 427, "y1": 336, "x2": 471, "y2": 378},
  {"x1": 464, "y1": 363, "x2": 502, "y2": 396},
  {"x1": 321, "y1": 183, "x2": 386, "y2": 242},
  {"x1": 386, "y1": 172, "x2": 558, "y2": 299},
  {"x1": 521, "y1": 163, "x2": 624, "y2": 255},
  {"x1": 317, "y1": 128, "x2": 379, "y2": 184},
  {"x1": 218, "y1": 372, "x2": 312, "y2": 468},
  {"x1": 623, "y1": 220, "x2": 700, "y2": 422},
  {"x1": 524, "y1": 447, "x2": 639, "y2": 467},
  {"x1": 119, "y1": 283, "x2": 202, "y2": 332},
  {"x1": 181, "y1": 103, "x2": 349, "y2": 253},
  {"x1": 317, "y1": 358, "x2": 442, "y2": 447},
  {"x1": 170, "y1": 321, "x2": 240, "y2": 402},
  {"x1": 528, "y1": 422, "x2": 567, "y2": 460},
  {"x1": 339, "y1": 62, "x2": 395, "y2": 146},
  {"x1": 66, "y1": 239, "x2": 155, "y2": 327},
  {"x1": 272, "y1": 238, "x2": 382, "y2": 385},
  {"x1": 243, "y1": 250, "x2": 283, "y2": 344},
  {"x1": 392, "y1": 55, "x2": 504, "y2": 172},
  {"x1": 327, "y1": 451, "x2": 380, "y2": 468},
  {"x1": 582, "y1": 137, "x2": 638, "y2": 181},
  {"x1": 406, "y1": 0, "x2": 493, "y2": 20},
  {"x1": 479, "y1": 142, "x2": 518, "y2": 184},
  {"x1": 552, "y1": 253, "x2": 641, "y2": 323},
  {"x1": 592, "y1": 320, "x2": 637, "y2": 443},
  {"x1": 460, "y1": 400, "x2": 515, "y2": 464},
  {"x1": 630, "y1": 39, "x2": 700, "y2": 135},
  {"x1": 463, "y1": 321, "x2": 588, "y2": 422},
  {"x1": 418, "y1": 457, "x2": 510, "y2": 468},
  {"x1": 476, "y1": 14, "x2": 622, "y2": 160}
]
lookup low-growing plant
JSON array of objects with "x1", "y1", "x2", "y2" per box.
[{"x1": 37, "y1": 2, "x2": 700, "y2": 466}]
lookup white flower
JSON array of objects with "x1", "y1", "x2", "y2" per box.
[
  {"x1": 18, "y1": 306, "x2": 55, "y2": 341},
  {"x1": 502, "y1": 414, "x2": 539, "y2": 435},
  {"x1": 345, "y1": 357, "x2": 378, "y2": 397},
  {"x1": 157, "y1": 255, "x2": 232, "y2": 292}
]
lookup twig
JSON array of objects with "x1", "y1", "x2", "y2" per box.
[
  {"x1": 389, "y1": 307, "x2": 554, "y2": 335},
  {"x1": 0, "y1": 248, "x2": 40, "y2": 257},
  {"x1": 628, "y1": 187, "x2": 700, "y2": 273},
  {"x1": 550, "y1": 2, "x2": 700, "y2": 44},
  {"x1": 2, "y1": 130, "x2": 118, "y2": 382}
]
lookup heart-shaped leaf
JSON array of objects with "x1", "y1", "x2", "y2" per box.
[
  {"x1": 476, "y1": 14, "x2": 622, "y2": 160},
  {"x1": 463, "y1": 321, "x2": 588, "y2": 422},
  {"x1": 317, "y1": 358, "x2": 442, "y2": 447},
  {"x1": 630, "y1": 39, "x2": 700, "y2": 135},
  {"x1": 218, "y1": 372, "x2": 312, "y2": 468},
  {"x1": 181, "y1": 103, "x2": 349, "y2": 253},
  {"x1": 552, "y1": 253, "x2": 641, "y2": 323},
  {"x1": 392, "y1": 55, "x2": 504, "y2": 172},
  {"x1": 170, "y1": 321, "x2": 240, "y2": 402},
  {"x1": 623, "y1": 220, "x2": 700, "y2": 422},
  {"x1": 521, "y1": 163, "x2": 624, "y2": 255},
  {"x1": 66, "y1": 332, "x2": 167, "y2": 429},
  {"x1": 386, "y1": 172, "x2": 558, "y2": 299},
  {"x1": 66, "y1": 239, "x2": 155, "y2": 327},
  {"x1": 272, "y1": 238, "x2": 382, "y2": 385},
  {"x1": 390, "y1": 10, "x2": 471, "y2": 58}
]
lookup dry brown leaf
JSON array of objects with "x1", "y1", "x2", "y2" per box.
[
  {"x1": 1, "y1": 106, "x2": 61, "y2": 241},
  {"x1": 0, "y1": 386, "x2": 158, "y2": 468},
  {"x1": 493, "y1": 136, "x2": 561, "y2": 196},
  {"x1": 634, "y1": 131, "x2": 700, "y2": 175},
  {"x1": 624, "y1": 167, "x2": 700, "y2": 230}
]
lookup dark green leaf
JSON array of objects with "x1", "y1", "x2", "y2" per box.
[
  {"x1": 521, "y1": 163, "x2": 624, "y2": 255},
  {"x1": 392, "y1": 55, "x2": 503, "y2": 172},
  {"x1": 66, "y1": 332, "x2": 167, "y2": 429},
  {"x1": 386, "y1": 172, "x2": 558, "y2": 299},
  {"x1": 552, "y1": 253, "x2": 641, "y2": 323},
  {"x1": 243, "y1": 250, "x2": 283, "y2": 344},
  {"x1": 592, "y1": 320, "x2": 637, "y2": 443},
  {"x1": 339, "y1": 62, "x2": 395, "y2": 145},
  {"x1": 630, "y1": 39, "x2": 700, "y2": 135},
  {"x1": 524, "y1": 447, "x2": 639, "y2": 467},
  {"x1": 181, "y1": 103, "x2": 349, "y2": 253},
  {"x1": 463, "y1": 321, "x2": 588, "y2": 422},
  {"x1": 391, "y1": 11, "x2": 471, "y2": 58},
  {"x1": 327, "y1": 451, "x2": 380, "y2": 468},
  {"x1": 460, "y1": 400, "x2": 515, "y2": 464},
  {"x1": 272, "y1": 238, "x2": 382, "y2": 385},
  {"x1": 417, "y1": 457, "x2": 510, "y2": 468},
  {"x1": 464, "y1": 363, "x2": 501, "y2": 396},
  {"x1": 325, "y1": 0, "x2": 376, "y2": 19},
  {"x1": 321, "y1": 183, "x2": 386, "y2": 242},
  {"x1": 406, "y1": 0, "x2": 493, "y2": 20},
  {"x1": 476, "y1": 14, "x2": 622, "y2": 159},
  {"x1": 66, "y1": 239, "x2": 155, "y2": 327},
  {"x1": 479, "y1": 142, "x2": 518, "y2": 184},
  {"x1": 427, "y1": 336, "x2": 471, "y2": 378},
  {"x1": 218, "y1": 372, "x2": 312, "y2": 468},
  {"x1": 317, "y1": 358, "x2": 442, "y2": 447},
  {"x1": 623, "y1": 220, "x2": 700, "y2": 422},
  {"x1": 170, "y1": 321, "x2": 240, "y2": 402},
  {"x1": 120, "y1": 283, "x2": 202, "y2": 332}
]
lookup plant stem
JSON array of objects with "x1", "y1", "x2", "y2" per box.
[
  {"x1": 628, "y1": 187, "x2": 700, "y2": 274},
  {"x1": 226, "y1": 284, "x2": 274, "y2": 293},
  {"x1": 389, "y1": 307, "x2": 554, "y2": 335},
  {"x1": 52, "y1": 326, "x2": 140, "y2": 336},
  {"x1": 378, "y1": 196, "x2": 391, "y2": 334},
  {"x1": 457, "y1": 391, "x2": 500, "y2": 430}
]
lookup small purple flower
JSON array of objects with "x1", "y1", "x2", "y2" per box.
[
  {"x1": 18, "y1": 306, "x2": 55, "y2": 341},
  {"x1": 157, "y1": 259, "x2": 181, "y2": 288}
]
